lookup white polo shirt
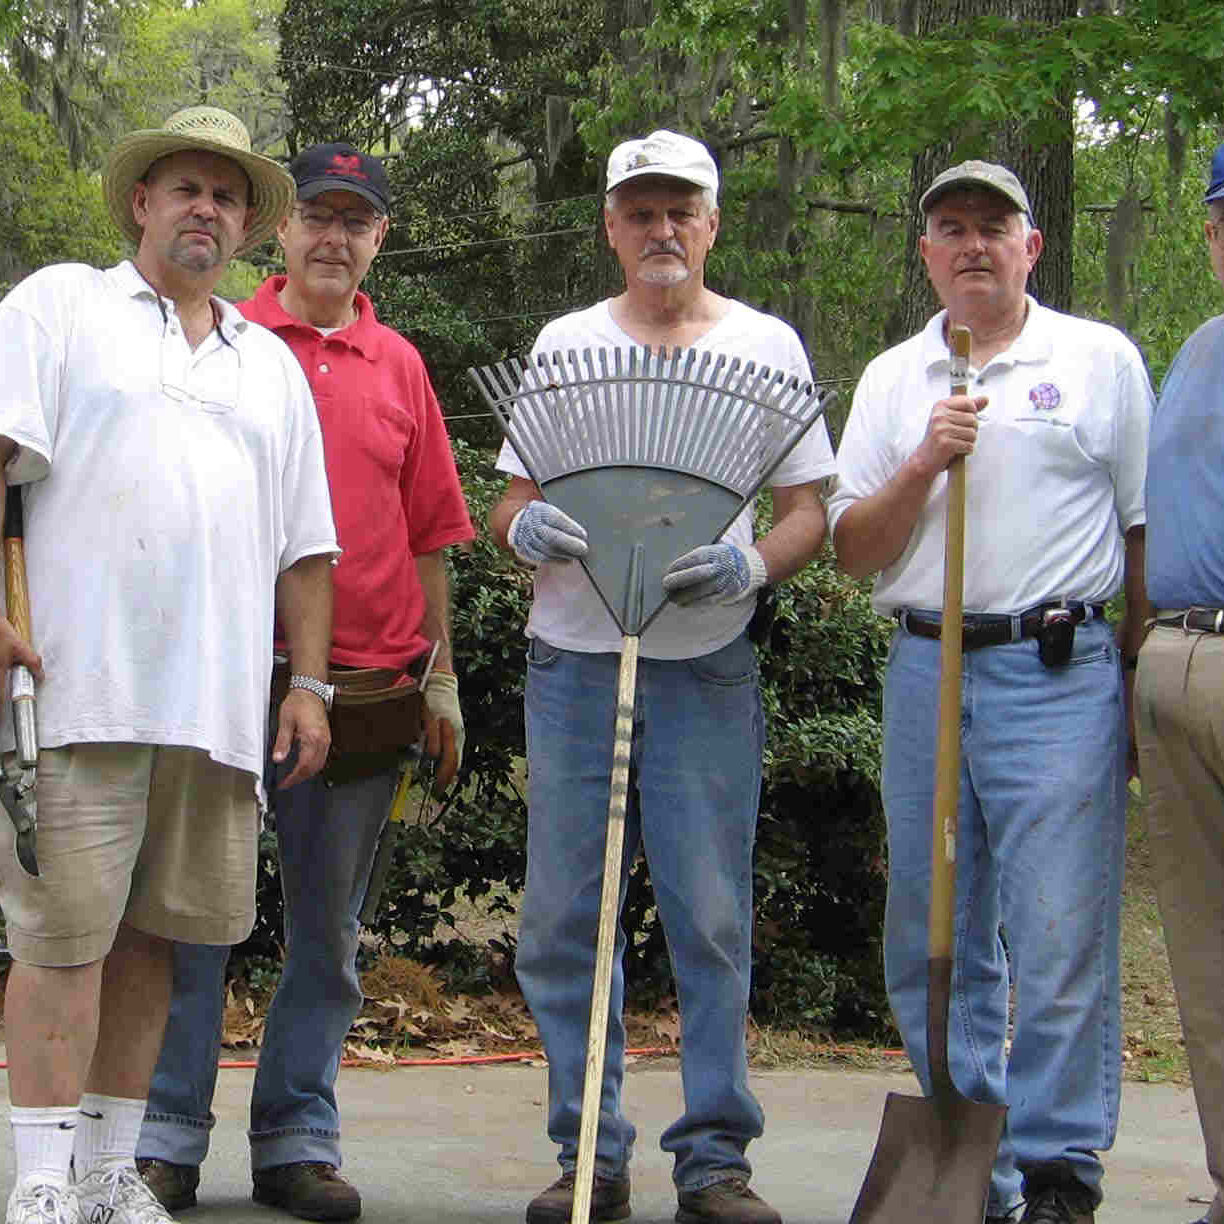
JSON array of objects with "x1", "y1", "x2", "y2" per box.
[
  {"x1": 828, "y1": 298, "x2": 1153, "y2": 616},
  {"x1": 0, "y1": 260, "x2": 338, "y2": 787},
  {"x1": 497, "y1": 299, "x2": 837, "y2": 659}
]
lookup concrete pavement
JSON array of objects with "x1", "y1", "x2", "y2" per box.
[{"x1": 1, "y1": 1059, "x2": 1208, "y2": 1223}]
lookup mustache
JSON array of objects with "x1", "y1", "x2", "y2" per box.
[{"x1": 644, "y1": 240, "x2": 685, "y2": 258}]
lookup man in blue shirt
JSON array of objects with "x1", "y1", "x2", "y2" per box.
[{"x1": 1136, "y1": 141, "x2": 1224, "y2": 1224}]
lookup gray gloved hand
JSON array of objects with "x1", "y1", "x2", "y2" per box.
[
  {"x1": 509, "y1": 501, "x2": 589, "y2": 566},
  {"x1": 662, "y1": 543, "x2": 768, "y2": 608}
]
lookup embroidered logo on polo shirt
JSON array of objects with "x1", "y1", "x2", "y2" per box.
[{"x1": 1028, "y1": 382, "x2": 1061, "y2": 412}]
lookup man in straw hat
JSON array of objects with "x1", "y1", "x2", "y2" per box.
[
  {"x1": 829, "y1": 161, "x2": 1152, "y2": 1223},
  {"x1": 489, "y1": 129, "x2": 835, "y2": 1224},
  {"x1": 136, "y1": 142, "x2": 473, "y2": 1222},
  {"x1": 0, "y1": 106, "x2": 338, "y2": 1224}
]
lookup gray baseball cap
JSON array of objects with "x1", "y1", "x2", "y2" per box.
[{"x1": 920, "y1": 160, "x2": 1033, "y2": 221}]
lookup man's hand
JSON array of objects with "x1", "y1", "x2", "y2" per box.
[
  {"x1": 508, "y1": 501, "x2": 589, "y2": 565},
  {"x1": 0, "y1": 618, "x2": 42, "y2": 680},
  {"x1": 662, "y1": 543, "x2": 768, "y2": 608},
  {"x1": 422, "y1": 670, "x2": 464, "y2": 790},
  {"x1": 273, "y1": 688, "x2": 331, "y2": 788},
  {"x1": 912, "y1": 394, "x2": 988, "y2": 478}
]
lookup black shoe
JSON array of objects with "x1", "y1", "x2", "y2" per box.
[
  {"x1": 252, "y1": 1163, "x2": 361, "y2": 1222},
  {"x1": 525, "y1": 1170, "x2": 631, "y2": 1223},
  {"x1": 1019, "y1": 1169, "x2": 1095, "y2": 1224},
  {"x1": 676, "y1": 1178, "x2": 781, "y2": 1224},
  {"x1": 136, "y1": 1159, "x2": 200, "y2": 1212}
]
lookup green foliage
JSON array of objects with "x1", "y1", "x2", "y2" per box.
[
  {"x1": 0, "y1": 75, "x2": 122, "y2": 287},
  {"x1": 234, "y1": 439, "x2": 893, "y2": 1036}
]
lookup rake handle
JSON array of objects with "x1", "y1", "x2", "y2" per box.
[{"x1": 571, "y1": 631, "x2": 638, "y2": 1224}]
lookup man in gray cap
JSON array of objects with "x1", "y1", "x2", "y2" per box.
[
  {"x1": 0, "y1": 106, "x2": 337, "y2": 1224},
  {"x1": 829, "y1": 160, "x2": 1153, "y2": 1224},
  {"x1": 489, "y1": 129, "x2": 835, "y2": 1224},
  {"x1": 1135, "y1": 140, "x2": 1224, "y2": 1224}
]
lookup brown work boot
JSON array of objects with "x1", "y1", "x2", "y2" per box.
[
  {"x1": 137, "y1": 1158, "x2": 200, "y2": 1211},
  {"x1": 252, "y1": 1163, "x2": 361, "y2": 1221},
  {"x1": 525, "y1": 1170, "x2": 631, "y2": 1223},
  {"x1": 676, "y1": 1178, "x2": 781, "y2": 1224}
]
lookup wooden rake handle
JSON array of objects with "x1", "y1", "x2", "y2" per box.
[{"x1": 570, "y1": 631, "x2": 639, "y2": 1224}]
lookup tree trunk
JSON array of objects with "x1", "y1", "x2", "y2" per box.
[{"x1": 895, "y1": 0, "x2": 1075, "y2": 340}]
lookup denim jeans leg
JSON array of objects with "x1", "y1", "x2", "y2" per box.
[
  {"x1": 882, "y1": 631, "x2": 1020, "y2": 1217},
  {"x1": 248, "y1": 766, "x2": 397, "y2": 1171},
  {"x1": 970, "y1": 621, "x2": 1124, "y2": 1203},
  {"x1": 516, "y1": 641, "x2": 638, "y2": 1180},
  {"x1": 138, "y1": 941, "x2": 231, "y2": 1167},
  {"x1": 640, "y1": 637, "x2": 765, "y2": 1191}
]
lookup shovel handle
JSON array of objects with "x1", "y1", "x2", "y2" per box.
[
  {"x1": 4, "y1": 485, "x2": 32, "y2": 646},
  {"x1": 929, "y1": 325, "x2": 971, "y2": 962}
]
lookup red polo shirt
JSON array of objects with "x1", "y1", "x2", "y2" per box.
[{"x1": 243, "y1": 277, "x2": 473, "y2": 668}]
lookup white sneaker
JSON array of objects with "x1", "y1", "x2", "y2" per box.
[
  {"x1": 6, "y1": 1182, "x2": 81, "y2": 1224},
  {"x1": 74, "y1": 1167, "x2": 175, "y2": 1224}
]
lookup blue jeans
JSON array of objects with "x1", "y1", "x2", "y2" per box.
[
  {"x1": 515, "y1": 634, "x2": 765, "y2": 1192},
  {"x1": 881, "y1": 619, "x2": 1125, "y2": 1213},
  {"x1": 138, "y1": 763, "x2": 398, "y2": 1170}
]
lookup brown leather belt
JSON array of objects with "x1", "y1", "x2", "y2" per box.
[
  {"x1": 896, "y1": 602, "x2": 1105, "y2": 651},
  {"x1": 1153, "y1": 607, "x2": 1224, "y2": 633}
]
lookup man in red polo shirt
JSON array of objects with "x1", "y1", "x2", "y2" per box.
[{"x1": 136, "y1": 144, "x2": 474, "y2": 1221}]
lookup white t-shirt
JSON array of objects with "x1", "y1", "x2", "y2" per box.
[
  {"x1": 0, "y1": 261, "x2": 338, "y2": 791},
  {"x1": 496, "y1": 298, "x2": 837, "y2": 658},
  {"x1": 827, "y1": 298, "x2": 1153, "y2": 615}
]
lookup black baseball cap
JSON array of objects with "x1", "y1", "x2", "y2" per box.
[{"x1": 288, "y1": 142, "x2": 390, "y2": 213}]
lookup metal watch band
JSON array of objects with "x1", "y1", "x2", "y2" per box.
[{"x1": 289, "y1": 673, "x2": 334, "y2": 710}]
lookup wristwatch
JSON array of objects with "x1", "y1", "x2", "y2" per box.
[{"x1": 289, "y1": 673, "x2": 335, "y2": 710}]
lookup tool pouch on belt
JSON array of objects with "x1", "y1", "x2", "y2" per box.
[{"x1": 271, "y1": 659, "x2": 425, "y2": 783}]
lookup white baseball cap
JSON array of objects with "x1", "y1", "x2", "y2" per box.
[{"x1": 605, "y1": 130, "x2": 719, "y2": 197}]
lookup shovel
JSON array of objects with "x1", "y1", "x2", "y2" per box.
[{"x1": 848, "y1": 325, "x2": 1006, "y2": 1224}]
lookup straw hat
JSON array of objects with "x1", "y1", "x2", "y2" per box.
[{"x1": 104, "y1": 106, "x2": 295, "y2": 256}]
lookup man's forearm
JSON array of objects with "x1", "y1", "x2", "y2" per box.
[
  {"x1": 755, "y1": 483, "x2": 826, "y2": 584},
  {"x1": 832, "y1": 454, "x2": 940, "y2": 579},
  {"x1": 1118, "y1": 525, "x2": 1150, "y2": 659},
  {"x1": 275, "y1": 553, "x2": 333, "y2": 677},
  {"x1": 414, "y1": 548, "x2": 455, "y2": 673}
]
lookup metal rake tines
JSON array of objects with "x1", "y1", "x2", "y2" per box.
[{"x1": 468, "y1": 346, "x2": 828, "y2": 497}]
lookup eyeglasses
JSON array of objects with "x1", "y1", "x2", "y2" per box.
[{"x1": 293, "y1": 204, "x2": 382, "y2": 236}]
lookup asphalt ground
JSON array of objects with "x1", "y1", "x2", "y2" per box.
[{"x1": 0, "y1": 1060, "x2": 1208, "y2": 1223}]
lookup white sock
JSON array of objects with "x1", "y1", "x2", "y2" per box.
[
  {"x1": 10, "y1": 1105, "x2": 78, "y2": 1190},
  {"x1": 73, "y1": 1094, "x2": 145, "y2": 1178}
]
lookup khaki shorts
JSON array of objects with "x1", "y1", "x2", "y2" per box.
[{"x1": 0, "y1": 742, "x2": 259, "y2": 967}]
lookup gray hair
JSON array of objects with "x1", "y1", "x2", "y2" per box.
[
  {"x1": 605, "y1": 183, "x2": 717, "y2": 215},
  {"x1": 924, "y1": 205, "x2": 1032, "y2": 239}
]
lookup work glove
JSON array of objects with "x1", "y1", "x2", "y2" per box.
[
  {"x1": 662, "y1": 542, "x2": 768, "y2": 608},
  {"x1": 423, "y1": 670, "x2": 464, "y2": 790},
  {"x1": 508, "y1": 501, "x2": 588, "y2": 566}
]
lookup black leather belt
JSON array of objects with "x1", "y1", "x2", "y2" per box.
[
  {"x1": 1153, "y1": 607, "x2": 1224, "y2": 633},
  {"x1": 896, "y1": 601, "x2": 1105, "y2": 651}
]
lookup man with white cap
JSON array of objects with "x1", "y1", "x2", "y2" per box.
[
  {"x1": 489, "y1": 129, "x2": 835, "y2": 1224},
  {"x1": 0, "y1": 106, "x2": 337, "y2": 1224},
  {"x1": 1135, "y1": 139, "x2": 1224, "y2": 1224},
  {"x1": 829, "y1": 160, "x2": 1152, "y2": 1224}
]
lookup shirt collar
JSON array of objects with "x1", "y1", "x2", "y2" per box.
[
  {"x1": 921, "y1": 295, "x2": 1053, "y2": 377},
  {"x1": 248, "y1": 276, "x2": 380, "y2": 358},
  {"x1": 108, "y1": 259, "x2": 248, "y2": 345}
]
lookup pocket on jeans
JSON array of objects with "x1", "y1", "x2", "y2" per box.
[
  {"x1": 687, "y1": 634, "x2": 757, "y2": 685},
  {"x1": 527, "y1": 636, "x2": 563, "y2": 667}
]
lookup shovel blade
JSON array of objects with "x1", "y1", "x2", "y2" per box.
[{"x1": 849, "y1": 1090, "x2": 1006, "y2": 1224}]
